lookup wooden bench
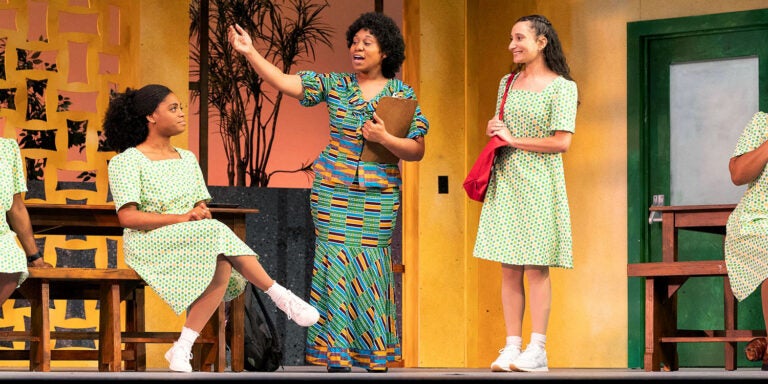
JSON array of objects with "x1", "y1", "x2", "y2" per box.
[
  {"x1": 0, "y1": 203, "x2": 256, "y2": 372},
  {"x1": 627, "y1": 204, "x2": 766, "y2": 371}
]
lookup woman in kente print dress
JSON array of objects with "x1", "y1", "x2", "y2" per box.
[
  {"x1": 0, "y1": 137, "x2": 51, "y2": 306},
  {"x1": 103, "y1": 84, "x2": 319, "y2": 373},
  {"x1": 724, "y1": 111, "x2": 768, "y2": 369},
  {"x1": 473, "y1": 15, "x2": 578, "y2": 373},
  {"x1": 229, "y1": 12, "x2": 428, "y2": 373}
]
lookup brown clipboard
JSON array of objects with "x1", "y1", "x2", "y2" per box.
[{"x1": 360, "y1": 96, "x2": 418, "y2": 164}]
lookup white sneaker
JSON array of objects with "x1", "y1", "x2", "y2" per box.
[
  {"x1": 490, "y1": 345, "x2": 521, "y2": 372},
  {"x1": 272, "y1": 288, "x2": 320, "y2": 327},
  {"x1": 510, "y1": 343, "x2": 548, "y2": 372},
  {"x1": 164, "y1": 342, "x2": 193, "y2": 373}
]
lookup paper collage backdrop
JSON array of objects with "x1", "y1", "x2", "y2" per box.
[{"x1": 0, "y1": 0, "x2": 130, "y2": 360}]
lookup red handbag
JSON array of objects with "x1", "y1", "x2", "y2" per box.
[{"x1": 463, "y1": 73, "x2": 515, "y2": 202}]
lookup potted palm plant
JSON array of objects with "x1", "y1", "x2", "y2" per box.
[{"x1": 189, "y1": 0, "x2": 333, "y2": 187}]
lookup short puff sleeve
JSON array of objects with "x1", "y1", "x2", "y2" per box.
[{"x1": 107, "y1": 151, "x2": 141, "y2": 212}]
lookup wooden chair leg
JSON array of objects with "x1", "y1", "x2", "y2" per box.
[
  {"x1": 26, "y1": 282, "x2": 45, "y2": 372},
  {"x1": 723, "y1": 276, "x2": 737, "y2": 371},
  {"x1": 646, "y1": 276, "x2": 679, "y2": 371},
  {"x1": 214, "y1": 302, "x2": 226, "y2": 372},
  {"x1": 122, "y1": 285, "x2": 147, "y2": 371},
  {"x1": 658, "y1": 277, "x2": 679, "y2": 371},
  {"x1": 194, "y1": 302, "x2": 225, "y2": 372},
  {"x1": 644, "y1": 277, "x2": 659, "y2": 371},
  {"x1": 134, "y1": 287, "x2": 146, "y2": 371},
  {"x1": 229, "y1": 292, "x2": 245, "y2": 372},
  {"x1": 36, "y1": 280, "x2": 51, "y2": 372},
  {"x1": 98, "y1": 282, "x2": 122, "y2": 372}
]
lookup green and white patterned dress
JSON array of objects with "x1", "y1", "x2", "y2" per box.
[
  {"x1": 724, "y1": 111, "x2": 768, "y2": 301},
  {"x1": 107, "y1": 147, "x2": 252, "y2": 315},
  {"x1": 0, "y1": 138, "x2": 29, "y2": 285},
  {"x1": 473, "y1": 73, "x2": 577, "y2": 268}
]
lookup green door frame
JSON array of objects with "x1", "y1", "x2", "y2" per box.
[{"x1": 627, "y1": 8, "x2": 768, "y2": 369}]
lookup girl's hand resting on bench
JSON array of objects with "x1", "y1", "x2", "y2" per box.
[{"x1": 27, "y1": 258, "x2": 53, "y2": 268}]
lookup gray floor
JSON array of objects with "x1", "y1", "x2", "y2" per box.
[{"x1": 0, "y1": 366, "x2": 766, "y2": 382}]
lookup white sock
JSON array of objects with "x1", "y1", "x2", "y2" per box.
[
  {"x1": 177, "y1": 326, "x2": 199, "y2": 351},
  {"x1": 530, "y1": 332, "x2": 546, "y2": 349},
  {"x1": 265, "y1": 281, "x2": 287, "y2": 301},
  {"x1": 506, "y1": 335, "x2": 522, "y2": 349}
]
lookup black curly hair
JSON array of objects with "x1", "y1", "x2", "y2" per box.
[
  {"x1": 102, "y1": 84, "x2": 172, "y2": 153},
  {"x1": 345, "y1": 12, "x2": 405, "y2": 79}
]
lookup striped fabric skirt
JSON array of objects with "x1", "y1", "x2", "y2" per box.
[{"x1": 305, "y1": 178, "x2": 402, "y2": 370}]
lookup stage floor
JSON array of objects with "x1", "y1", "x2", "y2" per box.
[{"x1": 0, "y1": 366, "x2": 766, "y2": 383}]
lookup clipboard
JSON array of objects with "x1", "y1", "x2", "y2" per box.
[{"x1": 360, "y1": 96, "x2": 418, "y2": 163}]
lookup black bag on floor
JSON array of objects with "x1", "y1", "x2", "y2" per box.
[{"x1": 236, "y1": 283, "x2": 283, "y2": 372}]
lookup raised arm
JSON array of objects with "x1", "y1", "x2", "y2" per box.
[{"x1": 228, "y1": 24, "x2": 304, "y2": 100}]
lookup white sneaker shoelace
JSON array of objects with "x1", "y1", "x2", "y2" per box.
[
  {"x1": 511, "y1": 345, "x2": 548, "y2": 372},
  {"x1": 165, "y1": 343, "x2": 193, "y2": 373},
  {"x1": 274, "y1": 289, "x2": 319, "y2": 326},
  {"x1": 491, "y1": 345, "x2": 520, "y2": 372}
]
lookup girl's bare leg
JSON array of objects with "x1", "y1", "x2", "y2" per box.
[
  {"x1": 525, "y1": 265, "x2": 551, "y2": 335},
  {"x1": 500, "y1": 264, "x2": 525, "y2": 337},
  {"x1": 0, "y1": 273, "x2": 20, "y2": 304},
  {"x1": 184, "y1": 255, "x2": 233, "y2": 331},
  {"x1": 225, "y1": 255, "x2": 274, "y2": 291},
  {"x1": 224, "y1": 255, "x2": 318, "y2": 327}
]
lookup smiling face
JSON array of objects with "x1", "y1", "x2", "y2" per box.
[
  {"x1": 348, "y1": 28, "x2": 386, "y2": 74},
  {"x1": 147, "y1": 93, "x2": 186, "y2": 137},
  {"x1": 508, "y1": 20, "x2": 547, "y2": 65}
]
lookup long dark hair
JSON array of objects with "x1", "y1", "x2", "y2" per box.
[
  {"x1": 102, "y1": 84, "x2": 172, "y2": 153},
  {"x1": 346, "y1": 12, "x2": 405, "y2": 79},
  {"x1": 514, "y1": 14, "x2": 573, "y2": 81}
]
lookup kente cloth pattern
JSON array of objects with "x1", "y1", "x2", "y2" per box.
[
  {"x1": 298, "y1": 71, "x2": 428, "y2": 188},
  {"x1": 305, "y1": 176, "x2": 401, "y2": 370}
]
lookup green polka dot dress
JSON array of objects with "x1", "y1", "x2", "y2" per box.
[
  {"x1": 725, "y1": 111, "x2": 768, "y2": 301},
  {"x1": 107, "y1": 147, "x2": 253, "y2": 315},
  {"x1": 473, "y1": 73, "x2": 577, "y2": 268},
  {"x1": 0, "y1": 138, "x2": 29, "y2": 285}
]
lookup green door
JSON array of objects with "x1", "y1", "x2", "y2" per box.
[{"x1": 628, "y1": 8, "x2": 768, "y2": 369}]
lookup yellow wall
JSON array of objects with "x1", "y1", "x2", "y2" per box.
[{"x1": 402, "y1": 0, "x2": 768, "y2": 369}]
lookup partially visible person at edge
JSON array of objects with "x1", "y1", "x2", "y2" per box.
[
  {"x1": 0, "y1": 137, "x2": 52, "y2": 305},
  {"x1": 102, "y1": 84, "x2": 319, "y2": 373},
  {"x1": 473, "y1": 14, "x2": 578, "y2": 373},
  {"x1": 228, "y1": 12, "x2": 428, "y2": 373},
  {"x1": 724, "y1": 111, "x2": 768, "y2": 371}
]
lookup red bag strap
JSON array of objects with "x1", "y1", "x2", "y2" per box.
[{"x1": 498, "y1": 72, "x2": 516, "y2": 119}]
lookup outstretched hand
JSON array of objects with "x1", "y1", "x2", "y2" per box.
[{"x1": 228, "y1": 24, "x2": 252, "y2": 55}]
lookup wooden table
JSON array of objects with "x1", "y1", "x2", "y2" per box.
[
  {"x1": 11, "y1": 203, "x2": 257, "y2": 372},
  {"x1": 627, "y1": 204, "x2": 765, "y2": 371}
]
